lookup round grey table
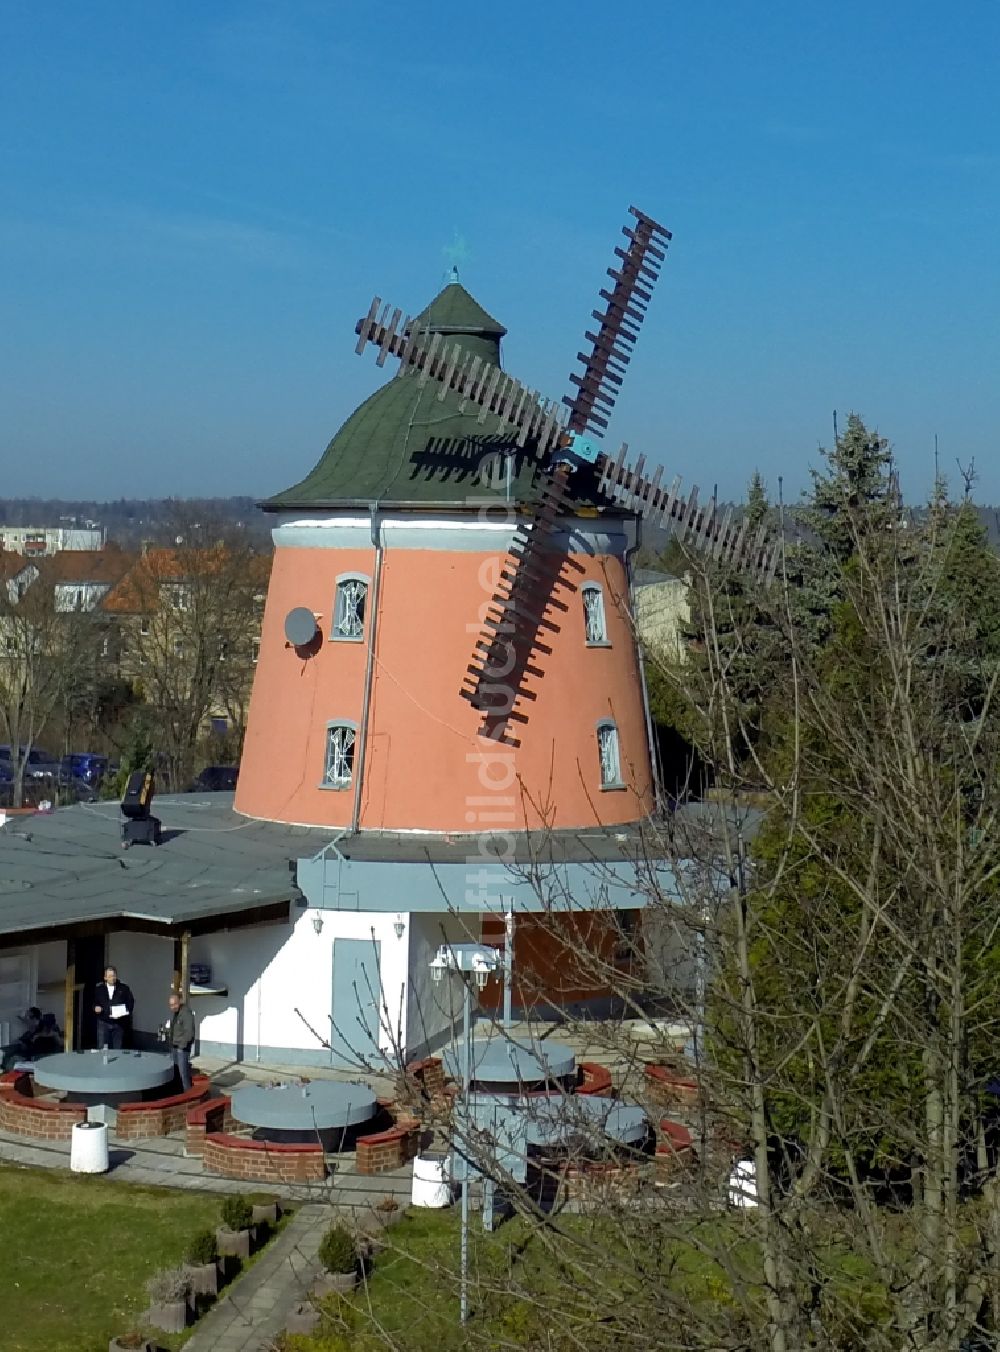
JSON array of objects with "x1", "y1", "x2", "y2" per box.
[
  {"x1": 443, "y1": 1038, "x2": 576, "y2": 1088},
  {"x1": 521, "y1": 1093, "x2": 648, "y2": 1149},
  {"x1": 230, "y1": 1080, "x2": 377, "y2": 1133},
  {"x1": 32, "y1": 1050, "x2": 173, "y2": 1098}
]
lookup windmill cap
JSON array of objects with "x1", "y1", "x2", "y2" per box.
[{"x1": 412, "y1": 280, "x2": 507, "y2": 338}]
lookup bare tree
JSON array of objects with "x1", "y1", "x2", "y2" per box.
[
  {"x1": 116, "y1": 513, "x2": 267, "y2": 790},
  {"x1": 296, "y1": 482, "x2": 1000, "y2": 1352},
  {"x1": 0, "y1": 569, "x2": 77, "y2": 804}
]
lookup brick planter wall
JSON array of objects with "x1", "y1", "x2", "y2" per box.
[
  {"x1": 356, "y1": 1109, "x2": 421, "y2": 1175},
  {"x1": 576, "y1": 1062, "x2": 613, "y2": 1097},
  {"x1": 655, "y1": 1118, "x2": 695, "y2": 1183},
  {"x1": 201, "y1": 1133, "x2": 326, "y2": 1183},
  {"x1": 561, "y1": 1160, "x2": 643, "y2": 1205},
  {"x1": 644, "y1": 1062, "x2": 699, "y2": 1109},
  {"x1": 0, "y1": 1071, "x2": 87, "y2": 1141},
  {"x1": 115, "y1": 1075, "x2": 211, "y2": 1140},
  {"x1": 405, "y1": 1057, "x2": 446, "y2": 1100},
  {"x1": 185, "y1": 1096, "x2": 234, "y2": 1156}
]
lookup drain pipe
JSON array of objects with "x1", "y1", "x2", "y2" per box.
[
  {"x1": 351, "y1": 503, "x2": 384, "y2": 835},
  {"x1": 624, "y1": 515, "x2": 663, "y2": 816}
]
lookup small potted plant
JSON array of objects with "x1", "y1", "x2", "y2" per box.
[
  {"x1": 313, "y1": 1222, "x2": 359, "y2": 1297},
  {"x1": 108, "y1": 1333, "x2": 153, "y2": 1352},
  {"x1": 185, "y1": 1228, "x2": 220, "y2": 1297},
  {"x1": 145, "y1": 1265, "x2": 192, "y2": 1333},
  {"x1": 217, "y1": 1194, "x2": 254, "y2": 1260},
  {"x1": 249, "y1": 1190, "x2": 280, "y2": 1228}
]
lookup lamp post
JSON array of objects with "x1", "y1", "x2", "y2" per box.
[
  {"x1": 503, "y1": 908, "x2": 514, "y2": 1027},
  {"x1": 430, "y1": 942, "x2": 500, "y2": 1326}
]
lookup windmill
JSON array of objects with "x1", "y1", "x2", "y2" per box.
[{"x1": 354, "y1": 207, "x2": 777, "y2": 744}]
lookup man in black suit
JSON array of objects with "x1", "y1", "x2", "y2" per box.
[{"x1": 93, "y1": 965, "x2": 134, "y2": 1048}]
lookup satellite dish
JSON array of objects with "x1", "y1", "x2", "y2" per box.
[{"x1": 284, "y1": 607, "x2": 319, "y2": 647}]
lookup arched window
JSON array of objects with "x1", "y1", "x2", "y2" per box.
[
  {"x1": 332, "y1": 574, "x2": 369, "y2": 641},
  {"x1": 581, "y1": 583, "x2": 609, "y2": 646},
  {"x1": 596, "y1": 719, "x2": 623, "y2": 790},
  {"x1": 322, "y1": 721, "x2": 357, "y2": 789}
]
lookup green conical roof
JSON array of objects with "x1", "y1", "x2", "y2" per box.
[
  {"x1": 416, "y1": 280, "x2": 507, "y2": 337},
  {"x1": 266, "y1": 281, "x2": 549, "y2": 510}
]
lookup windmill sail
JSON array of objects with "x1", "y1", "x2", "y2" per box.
[{"x1": 354, "y1": 208, "x2": 777, "y2": 738}]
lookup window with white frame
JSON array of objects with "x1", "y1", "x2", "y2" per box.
[
  {"x1": 251, "y1": 636, "x2": 260, "y2": 664},
  {"x1": 332, "y1": 575, "x2": 369, "y2": 641},
  {"x1": 322, "y1": 721, "x2": 356, "y2": 788},
  {"x1": 596, "y1": 720, "x2": 623, "y2": 789},
  {"x1": 582, "y1": 583, "x2": 609, "y2": 645},
  {"x1": 139, "y1": 617, "x2": 151, "y2": 636}
]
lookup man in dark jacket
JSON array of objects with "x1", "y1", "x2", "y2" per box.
[
  {"x1": 166, "y1": 992, "x2": 196, "y2": 1091},
  {"x1": 93, "y1": 966, "x2": 134, "y2": 1048}
]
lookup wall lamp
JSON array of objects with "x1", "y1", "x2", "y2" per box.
[{"x1": 311, "y1": 912, "x2": 324, "y2": 935}]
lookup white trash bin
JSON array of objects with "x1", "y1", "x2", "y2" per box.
[
  {"x1": 70, "y1": 1121, "x2": 109, "y2": 1174},
  {"x1": 728, "y1": 1158, "x2": 758, "y2": 1209},
  {"x1": 411, "y1": 1153, "x2": 452, "y2": 1208}
]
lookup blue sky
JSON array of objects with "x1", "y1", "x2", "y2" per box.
[{"x1": 3, "y1": 1, "x2": 1000, "y2": 503}]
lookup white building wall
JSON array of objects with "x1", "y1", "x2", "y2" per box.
[
  {"x1": 0, "y1": 526, "x2": 103, "y2": 555},
  {"x1": 106, "y1": 932, "x2": 175, "y2": 1039},
  {"x1": 634, "y1": 576, "x2": 690, "y2": 663},
  {"x1": 192, "y1": 909, "x2": 412, "y2": 1067},
  {"x1": 59, "y1": 528, "x2": 105, "y2": 551}
]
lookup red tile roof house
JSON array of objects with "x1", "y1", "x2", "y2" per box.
[
  {"x1": 0, "y1": 552, "x2": 40, "y2": 605},
  {"x1": 39, "y1": 546, "x2": 134, "y2": 613}
]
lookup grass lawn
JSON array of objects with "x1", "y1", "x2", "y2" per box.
[
  {"x1": 282, "y1": 1205, "x2": 915, "y2": 1352},
  {"x1": 283, "y1": 1208, "x2": 762, "y2": 1352},
  {"x1": 0, "y1": 1163, "x2": 225, "y2": 1352}
]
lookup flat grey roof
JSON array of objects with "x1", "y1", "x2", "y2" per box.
[
  {"x1": 0, "y1": 793, "x2": 318, "y2": 941},
  {"x1": 0, "y1": 794, "x2": 763, "y2": 941},
  {"x1": 331, "y1": 802, "x2": 761, "y2": 867}
]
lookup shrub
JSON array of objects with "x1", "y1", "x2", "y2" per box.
[
  {"x1": 185, "y1": 1229, "x2": 218, "y2": 1266},
  {"x1": 115, "y1": 1333, "x2": 149, "y2": 1350},
  {"x1": 375, "y1": 1195, "x2": 399, "y2": 1213},
  {"x1": 221, "y1": 1195, "x2": 254, "y2": 1231},
  {"x1": 145, "y1": 1265, "x2": 192, "y2": 1304},
  {"x1": 318, "y1": 1224, "x2": 357, "y2": 1275}
]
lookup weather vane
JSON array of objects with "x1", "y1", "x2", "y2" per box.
[{"x1": 442, "y1": 230, "x2": 470, "y2": 284}]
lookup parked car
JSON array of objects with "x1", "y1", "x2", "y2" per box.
[
  {"x1": 0, "y1": 746, "x2": 61, "y2": 781},
  {"x1": 60, "y1": 752, "x2": 110, "y2": 786},
  {"x1": 190, "y1": 765, "x2": 239, "y2": 792}
]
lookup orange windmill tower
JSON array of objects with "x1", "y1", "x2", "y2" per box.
[{"x1": 233, "y1": 208, "x2": 774, "y2": 1063}]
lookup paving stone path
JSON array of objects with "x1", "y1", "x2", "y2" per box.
[{"x1": 183, "y1": 1203, "x2": 329, "y2": 1352}]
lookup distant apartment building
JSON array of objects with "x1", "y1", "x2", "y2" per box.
[
  {"x1": 0, "y1": 525, "x2": 105, "y2": 556},
  {"x1": 633, "y1": 567, "x2": 690, "y2": 663}
]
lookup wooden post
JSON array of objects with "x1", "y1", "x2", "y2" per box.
[
  {"x1": 173, "y1": 931, "x2": 191, "y2": 1001},
  {"x1": 64, "y1": 938, "x2": 76, "y2": 1052}
]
